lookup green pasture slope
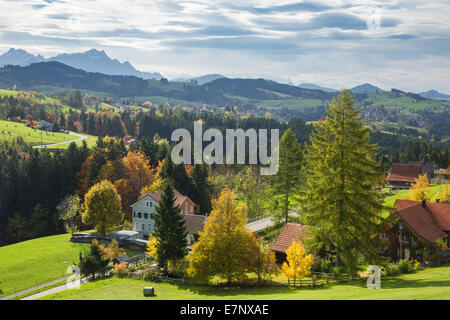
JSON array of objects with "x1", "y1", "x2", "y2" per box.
[
  {"x1": 0, "y1": 120, "x2": 75, "y2": 146},
  {"x1": 0, "y1": 233, "x2": 89, "y2": 297},
  {"x1": 41, "y1": 263, "x2": 450, "y2": 300}
]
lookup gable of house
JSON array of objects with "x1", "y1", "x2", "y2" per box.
[
  {"x1": 388, "y1": 163, "x2": 422, "y2": 186},
  {"x1": 392, "y1": 199, "x2": 449, "y2": 243}
]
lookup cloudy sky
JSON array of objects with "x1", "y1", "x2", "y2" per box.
[{"x1": 0, "y1": 0, "x2": 449, "y2": 92}]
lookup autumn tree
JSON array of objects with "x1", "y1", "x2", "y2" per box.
[
  {"x1": 114, "y1": 151, "x2": 154, "y2": 219},
  {"x1": 302, "y1": 90, "x2": 384, "y2": 272},
  {"x1": 57, "y1": 194, "x2": 83, "y2": 235},
  {"x1": 270, "y1": 128, "x2": 303, "y2": 224},
  {"x1": 145, "y1": 234, "x2": 159, "y2": 259},
  {"x1": 435, "y1": 182, "x2": 450, "y2": 202},
  {"x1": 83, "y1": 180, "x2": 123, "y2": 235},
  {"x1": 187, "y1": 188, "x2": 254, "y2": 285},
  {"x1": 249, "y1": 235, "x2": 279, "y2": 285},
  {"x1": 95, "y1": 239, "x2": 125, "y2": 259},
  {"x1": 281, "y1": 240, "x2": 313, "y2": 285},
  {"x1": 409, "y1": 174, "x2": 430, "y2": 201},
  {"x1": 151, "y1": 182, "x2": 188, "y2": 274},
  {"x1": 238, "y1": 166, "x2": 270, "y2": 220}
]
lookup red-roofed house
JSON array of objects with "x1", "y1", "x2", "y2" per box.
[
  {"x1": 388, "y1": 163, "x2": 422, "y2": 189},
  {"x1": 379, "y1": 199, "x2": 450, "y2": 262},
  {"x1": 131, "y1": 189, "x2": 206, "y2": 245},
  {"x1": 270, "y1": 223, "x2": 310, "y2": 262}
]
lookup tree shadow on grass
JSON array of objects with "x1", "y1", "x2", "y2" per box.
[{"x1": 171, "y1": 281, "x2": 339, "y2": 298}]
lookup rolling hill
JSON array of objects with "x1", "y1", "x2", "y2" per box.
[{"x1": 0, "y1": 61, "x2": 448, "y2": 140}]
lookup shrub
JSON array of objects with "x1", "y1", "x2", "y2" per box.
[
  {"x1": 114, "y1": 262, "x2": 129, "y2": 277},
  {"x1": 411, "y1": 259, "x2": 421, "y2": 271},
  {"x1": 320, "y1": 259, "x2": 333, "y2": 273},
  {"x1": 397, "y1": 259, "x2": 412, "y2": 274},
  {"x1": 384, "y1": 263, "x2": 400, "y2": 276}
]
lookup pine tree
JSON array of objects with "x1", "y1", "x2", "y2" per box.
[
  {"x1": 270, "y1": 128, "x2": 303, "y2": 224},
  {"x1": 302, "y1": 90, "x2": 384, "y2": 272},
  {"x1": 191, "y1": 163, "x2": 212, "y2": 215},
  {"x1": 151, "y1": 181, "x2": 188, "y2": 274}
]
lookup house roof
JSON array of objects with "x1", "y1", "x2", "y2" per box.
[
  {"x1": 388, "y1": 163, "x2": 422, "y2": 183},
  {"x1": 184, "y1": 214, "x2": 207, "y2": 234},
  {"x1": 136, "y1": 189, "x2": 195, "y2": 207},
  {"x1": 393, "y1": 199, "x2": 449, "y2": 243},
  {"x1": 408, "y1": 161, "x2": 440, "y2": 178},
  {"x1": 270, "y1": 223, "x2": 309, "y2": 253}
]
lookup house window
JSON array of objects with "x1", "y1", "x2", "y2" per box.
[
  {"x1": 150, "y1": 202, "x2": 153, "y2": 207},
  {"x1": 190, "y1": 205, "x2": 193, "y2": 214},
  {"x1": 146, "y1": 201, "x2": 150, "y2": 207},
  {"x1": 144, "y1": 213, "x2": 148, "y2": 219},
  {"x1": 411, "y1": 236, "x2": 416, "y2": 243},
  {"x1": 142, "y1": 224, "x2": 145, "y2": 231},
  {"x1": 138, "y1": 212, "x2": 142, "y2": 218},
  {"x1": 135, "y1": 223, "x2": 139, "y2": 230}
]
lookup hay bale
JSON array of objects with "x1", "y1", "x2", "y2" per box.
[{"x1": 143, "y1": 287, "x2": 154, "y2": 297}]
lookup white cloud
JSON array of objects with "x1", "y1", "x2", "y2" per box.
[{"x1": 0, "y1": 0, "x2": 449, "y2": 92}]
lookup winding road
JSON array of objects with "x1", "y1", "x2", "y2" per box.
[{"x1": 32, "y1": 131, "x2": 89, "y2": 149}]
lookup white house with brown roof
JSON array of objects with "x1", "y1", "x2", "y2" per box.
[{"x1": 130, "y1": 189, "x2": 206, "y2": 245}]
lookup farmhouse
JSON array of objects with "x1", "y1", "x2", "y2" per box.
[
  {"x1": 379, "y1": 199, "x2": 450, "y2": 262},
  {"x1": 130, "y1": 189, "x2": 206, "y2": 245},
  {"x1": 408, "y1": 161, "x2": 440, "y2": 181},
  {"x1": 270, "y1": 223, "x2": 309, "y2": 263},
  {"x1": 388, "y1": 163, "x2": 422, "y2": 189}
]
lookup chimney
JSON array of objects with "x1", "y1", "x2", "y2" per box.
[
  {"x1": 422, "y1": 199, "x2": 426, "y2": 207},
  {"x1": 436, "y1": 198, "x2": 440, "y2": 203}
]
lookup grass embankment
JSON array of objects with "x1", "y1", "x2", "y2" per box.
[
  {"x1": 0, "y1": 233, "x2": 89, "y2": 297},
  {"x1": 41, "y1": 263, "x2": 450, "y2": 300}
]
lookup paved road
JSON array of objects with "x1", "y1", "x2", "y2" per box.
[
  {"x1": 247, "y1": 216, "x2": 274, "y2": 232},
  {"x1": 0, "y1": 275, "x2": 72, "y2": 300},
  {"x1": 32, "y1": 131, "x2": 88, "y2": 149}
]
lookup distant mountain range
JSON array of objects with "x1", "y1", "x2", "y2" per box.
[
  {"x1": 350, "y1": 83, "x2": 382, "y2": 93},
  {"x1": 173, "y1": 74, "x2": 226, "y2": 85},
  {"x1": 419, "y1": 90, "x2": 450, "y2": 102},
  {"x1": 298, "y1": 83, "x2": 338, "y2": 92},
  {"x1": 0, "y1": 48, "x2": 162, "y2": 80}
]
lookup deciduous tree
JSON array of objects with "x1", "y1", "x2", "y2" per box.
[
  {"x1": 281, "y1": 240, "x2": 313, "y2": 284},
  {"x1": 187, "y1": 188, "x2": 254, "y2": 285},
  {"x1": 83, "y1": 180, "x2": 123, "y2": 235},
  {"x1": 409, "y1": 174, "x2": 430, "y2": 201}
]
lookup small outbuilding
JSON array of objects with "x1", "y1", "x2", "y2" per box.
[{"x1": 270, "y1": 223, "x2": 309, "y2": 263}]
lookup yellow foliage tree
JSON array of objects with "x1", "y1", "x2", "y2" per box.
[
  {"x1": 281, "y1": 240, "x2": 313, "y2": 284},
  {"x1": 187, "y1": 188, "x2": 254, "y2": 285},
  {"x1": 409, "y1": 174, "x2": 430, "y2": 200},
  {"x1": 82, "y1": 180, "x2": 123, "y2": 235},
  {"x1": 435, "y1": 182, "x2": 450, "y2": 202},
  {"x1": 146, "y1": 234, "x2": 159, "y2": 259}
]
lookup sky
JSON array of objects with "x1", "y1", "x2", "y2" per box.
[{"x1": 0, "y1": 0, "x2": 449, "y2": 93}]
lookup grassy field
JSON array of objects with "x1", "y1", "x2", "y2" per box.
[
  {"x1": 41, "y1": 263, "x2": 450, "y2": 300},
  {"x1": 382, "y1": 184, "x2": 445, "y2": 209},
  {"x1": 0, "y1": 120, "x2": 78, "y2": 146},
  {"x1": 0, "y1": 233, "x2": 90, "y2": 297}
]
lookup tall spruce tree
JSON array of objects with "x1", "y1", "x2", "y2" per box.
[
  {"x1": 151, "y1": 181, "x2": 188, "y2": 274},
  {"x1": 191, "y1": 163, "x2": 212, "y2": 215},
  {"x1": 302, "y1": 90, "x2": 384, "y2": 272},
  {"x1": 270, "y1": 128, "x2": 303, "y2": 224}
]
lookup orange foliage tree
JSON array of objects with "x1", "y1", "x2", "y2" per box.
[{"x1": 114, "y1": 151, "x2": 155, "y2": 219}]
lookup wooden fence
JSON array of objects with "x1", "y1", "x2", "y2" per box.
[{"x1": 283, "y1": 272, "x2": 356, "y2": 288}]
